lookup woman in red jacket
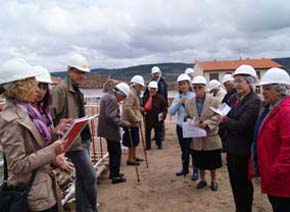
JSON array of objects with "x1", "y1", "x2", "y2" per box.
[{"x1": 255, "y1": 68, "x2": 290, "y2": 211}]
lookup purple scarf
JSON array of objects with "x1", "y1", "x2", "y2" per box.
[{"x1": 10, "y1": 99, "x2": 52, "y2": 146}]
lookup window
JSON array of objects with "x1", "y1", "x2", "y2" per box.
[{"x1": 209, "y1": 73, "x2": 219, "y2": 81}]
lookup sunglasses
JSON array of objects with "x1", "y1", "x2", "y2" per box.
[{"x1": 193, "y1": 85, "x2": 204, "y2": 90}]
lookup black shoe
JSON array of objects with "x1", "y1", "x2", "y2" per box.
[
  {"x1": 196, "y1": 181, "x2": 207, "y2": 189},
  {"x1": 157, "y1": 145, "x2": 162, "y2": 150},
  {"x1": 209, "y1": 182, "x2": 218, "y2": 191},
  {"x1": 176, "y1": 169, "x2": 189, "y2": 176},
  {"x1": 136, "y1": 157, "x2": 144, "y2": 162},
  {"x1": 126, "y1": 160, "x2": 140, "y2": 166},
  {"x1": 111, "y1": 176, "x2": 126, "y2": 184},
  {"x1": 145, "y1": 146, "x2": 151, "y2": 150},
  {"x1": 109, "y1": 173, "x2": 125, "y2": 179}
]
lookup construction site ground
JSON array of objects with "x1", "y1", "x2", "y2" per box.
[{"x1": 97, "y1": 122, "x2": 272, "y2": 212}]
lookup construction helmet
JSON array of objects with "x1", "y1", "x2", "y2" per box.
[
  {"x1": 222, "y1": 74, "x2": 234, "y2": 83},
  {"x1": 259, "y1": 68, "x2": 290, "y2": 86},
  {"x1": 208, "y1": 79, "x2": 221, "y2": 91},
  {"x1": 68, "y1": 53, "x2": 90, "y2": 72},
  {"x1": 0, "y1": 58, "x2": 36, "y2": 85},
  {"x1": 148, "y1": 81, "x2": 158, "y2": 89},
  {"x1": 34, "y1": 66, "x2": 53, "y2": 84},
  {"x1": 177, "y1": 73, "x2": 191, "y2": 83},
  {"x1": 130, "y1": 75, "x2": 145, "y2": 87},
  {"x1": 115, "y1": 82, "x2": 130, "y2": 97},
  {"x1": 185, "y1": 68, "x2": 195, "y2": 75},
  {"x1": 151, "y1": 66, "x2": 161, "y2": 74},
  {"x1": 192, "y1": 76, "x2": 207, "y2": 85},
  {"x1": 233, "y1": 64, "x2": 257, "y2": 78}
]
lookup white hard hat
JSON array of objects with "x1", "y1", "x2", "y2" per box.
[
  {"x1": 68, "y1": 53, "x2": 90, "y2": 72},
  {"x1": 185, "y1": 68, "x2": 195, "y2": 75},
  {"x1": 233, "y1": 64, "x2": 257, "y2": 78},
  {"x1": 148, "y1": 81, "x2": 158, "y2": 89},
  {"x1": 115, "y1": 82, "x2": 130, "y2": 97},
  {"x1": 222, "y1": 74, "x2": 234, "y2": 83},
  {"x1": 177, "y1": 73, "x2": 191, "y2": 83},
  {"x1": 259, "y1": 68, "x2": 290, "y2": 86},
  {"x1": 34, "y1": 66, "x2": 53, "y2": 84},
  {"x1": 192, "y1": 76, "x2": 207, "y2": 85},
  {"x1": 151, "y1": 66, "x2": 161, "y2": 74},
  {"x1": 130, "y1": 75, "x2": 145, "y2": 87},
  {"x1": 208, "y1": 79, "x2": 221, "y2": 91},
  {"x1": 0, "y1": 58, "x2": 36, "y2": 85}
]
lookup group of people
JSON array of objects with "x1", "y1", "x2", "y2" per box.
[
  {"x1": 0, "y1": 55, "x2": 97, "y2": 212},
  {"x1": 0, "y1": 54, "x2": 290, "y2": 212},
  {"x1": 169, "y1": 65, "x2": 290, "y2": 212}
]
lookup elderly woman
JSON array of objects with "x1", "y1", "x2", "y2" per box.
[
  {"x1": 254, "y1": 68, "x2": 290, "y2": 211},
  {"x1": 168, "y1": 74, "x2": 198, "y2": 180},
  {"x1": 122, "y1": 75, "x2": 145, "y2": 166},
  {"x1": 0, "y1": 59, "x2": 66, "y2": 212},
  {"x1": 143, "y1": 81, "x2": 167, "y2": 150},
  {"x1": 97, "y1": 82, "x2": 131, "y2": 184},
  {"x1": 221, "y1": 65, "x2": 261, "y2": 212},
  {"x1": 185, "y1": 76, "x2": 222, "y2": 191}
]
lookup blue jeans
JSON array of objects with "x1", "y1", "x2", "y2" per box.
[
  {"x1": 176, "y1": 125, "x2": 194, "y2": 172},
  {"x1": 66, "y1": 141, "x2": 97, "y2": 212}
]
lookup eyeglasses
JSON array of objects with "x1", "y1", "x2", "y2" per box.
[{"x1": 193, "y1": 85, "x2": 204, "y2": 90}]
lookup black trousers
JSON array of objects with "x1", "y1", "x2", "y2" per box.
[
  {"x1": 176, "y1": 125, "x2": 194, "y2": 172},
  {"x1": 227, "y1": 154, "x2": 253, "y2": 212},
  {"x1": 106, "y1": 140, "x2": 121, "y2": 177},
  {"x1": 268, "y1": 195, "x2": 290, "y2": 212},
  {"x1": 146, "y1": 125, "x2": 162, "y2": 148}
]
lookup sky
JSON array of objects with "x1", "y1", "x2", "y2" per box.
[{"x1": 1, "y1": 0, "x2": 290, "y2": 71}]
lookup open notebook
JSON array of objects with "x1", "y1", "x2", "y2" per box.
[{"x1": 62, "y1": 114, "x2": 98, "y2": 152}]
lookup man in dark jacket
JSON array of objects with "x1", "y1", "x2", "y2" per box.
[{"x1": 144, "y1": 66, "x2": 168, "y2": 142}]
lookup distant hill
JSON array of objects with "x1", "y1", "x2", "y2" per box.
[
  {"x1": 51, "y1": 63, "x2": 194, "y2": 82},
  {"x1": 272, "y1": 57, "x2": 290, "y2": 74}
]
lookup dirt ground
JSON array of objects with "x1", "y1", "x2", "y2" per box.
[{"x1": 97, "y1": 122, "x2": 272, "y2": 212}]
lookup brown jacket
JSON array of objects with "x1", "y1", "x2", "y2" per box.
[
  {"x1": 185, "y1": 93, "x2": 222, "y2": 151},
  {"x1": 122, "y1": 88, "x2": 142, "y2": 127},
  {"x1": 97, "y1": 92, "x2": 129, "y2": 141},
  {"x1": 0, "y1": 101, "x2": 61, "y2": 211},
  {"x1": 50, "y1": 77, "x2": 83, "y2": 151}
]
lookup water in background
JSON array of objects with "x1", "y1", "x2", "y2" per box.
[{"x1": 81, "y1": 88, "x2": 178, "y2": 98}]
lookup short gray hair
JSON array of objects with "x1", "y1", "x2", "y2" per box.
[
  {"x1": 242, "y1": 75, "x2": 256, "y2": 91},
  {"x1": 271, "y1": 84, "x2": 289, "y2": 96}
]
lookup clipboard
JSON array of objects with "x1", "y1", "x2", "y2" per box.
[
  {"x1": 62, "y1": 114, "x2": 98, "y2": 152},
  {"x1": 209, "y1": 103, "x2": 231, "y2": 116}
]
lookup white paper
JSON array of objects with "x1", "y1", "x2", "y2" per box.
[
  {"x1": 182, "y1": 120, "x2": 207, "y2": 138},
  {"x1": 209, "y1": 103, "x2": 231, "y2": 116},
  {"x1": 158, "y1": 112, "x2": 163, "y2": 121}
]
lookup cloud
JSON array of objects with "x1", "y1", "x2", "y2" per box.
[{"x1": 0, "y1": 0, "x2": 290, "y2": 71}]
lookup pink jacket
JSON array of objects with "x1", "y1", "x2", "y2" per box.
[{"x1": 257, "y1": 97, "x2": 290, "y2": 198}]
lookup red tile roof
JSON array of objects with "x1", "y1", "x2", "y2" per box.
[{"x1": 197, "y1": 58, "x2": 282, "y2": 72}]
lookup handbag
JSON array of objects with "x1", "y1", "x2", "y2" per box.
[{"x1": 0, "y1": 156, "x2": 37, "y2": 212}]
